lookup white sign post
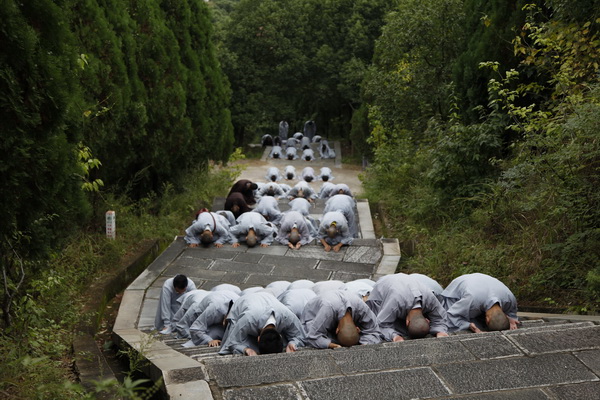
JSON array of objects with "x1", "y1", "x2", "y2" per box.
[{"x1": 106, "y1": 211, "x2": 116, "y2": 239}]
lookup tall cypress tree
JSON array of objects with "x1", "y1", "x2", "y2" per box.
[{"x1": 0, "y1": 0, "x2": 89, "y2": 261}]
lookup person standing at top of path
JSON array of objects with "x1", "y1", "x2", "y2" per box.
[
  {"x1": 279, "y1": 120, "x2": 289, "y2": 140},
  {"x1": 319, "y1": 139, "x2": 336, "y2": 159},
  {"x1": 154, "y1": 274, "x2": 196, "y2": 334},
  {"x1": 442, "y1": 273, "x2": 519, "y2": 333},
  {"x1": 303, "y1": 120, "x2": 316, "y2": 141}
]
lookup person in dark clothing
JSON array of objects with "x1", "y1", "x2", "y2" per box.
[
  {"x1": 225, "y1": 192, "x2": 252, "y2": 219},
  {"x1": 228, "y1": 179, "x2": 258, "y2": 206}
]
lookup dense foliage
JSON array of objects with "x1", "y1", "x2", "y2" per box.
[
  {"x1": 213, "y1": 0, "x2": 393, "y2": 144},
  {"x1": 362, "y1": 1, "x2": 600, "y2": 310}
]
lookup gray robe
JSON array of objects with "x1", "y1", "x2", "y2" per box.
[
  {"x1": 319, "y1": 139, "x2": 336, "y2": 159},
  {"x1": 187, "y1": 290, "x2": 240, "y2": 345},
  {"x1": 171, "y1": 289, "x2": 209, "y2": 331},
  {"x1": 301, "y1": 167, "x2": 316, "y2": 182},
  {"x1": 230, "y1": 212, "x2": 276, "y2": 245},
  {"x1": 256, "y1": 182, "x2": 285, "y2": 199},
  {"x1": 302, "y1": 148, "x2": 316, "y2": 161},
  {"x1": 218, "y1": 292, "x2": 306, "y2": 355},
  {"x1": 154, "y1": 277, "x2": 196, "y2": 330},
  {"x1": 366, "y1": 273, "x2": 447, "y2": 341},
  {"x1": 318, "y1": 211, "x2": 353, "y2": 246},
  {"x1": 287, "y1": 182, "x2": 317, "y2": 201},
  {"x1": 211, "y1": 283, "x2": 242, "y2": 295},
  {"x1": 319, "y1": 182, "x2": 336, "y2": 199},
  {"x1": 265, "y1": 167, "x2": 282, "y2": 182},
  {"x1": 288, "y1": 279, "x2": 316, "y2": 290},
  {"x1": 254, "y1": 196, "x2": 282, "y2": 225},
  {"x1": 301, "y1": 290, "x2": 382, "y2": 348},
  {"x1": 324, "y1": 194, "x2": 358, "y2": 238},
  {"x1": 319, "y1": 167, "x2": 334, "y2": 181},
  {"x1": 278, "y1": 288, "x2": 317, "y2": 319},
  {"x1": 410, "y1": 273, "x2": 444, "y2": 303},
  {"x1": 264, "y1": 280, "x2": 292, "y2": 298},
  {"x1": 442, "y1": 273, "x2": 518, "y2": 332},
  {"x1": 270, "y1": 145, "x2": 283, "y2": 159},
  {"x1": 276, "y1": 211, "x2": 314, "y2": 246},
  {"x1": 284, "y1": 165, "x2": 296, "y2": 179},
  {"x1": 331, "y1": 183, "x2": 352, "y2": 197},
  {"x1": 184, "y1": 212, "x2": 235, "y2": 245},
  {"x1": 286, "y1": 147, "x2": 298, "y2": 160},
  {"x1": 312, "y1": 280, "x2": 345, "y2": 295},
  {"x1": 279, "y1": 121, "x2": 289, "y2": 140}
]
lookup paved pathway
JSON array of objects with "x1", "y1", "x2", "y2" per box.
[{"x1": 112, "y1": 143, "x2": 600, "y2": 399}]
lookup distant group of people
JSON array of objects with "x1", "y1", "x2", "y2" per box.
[
  {"x1": 154, "y1": 272, "x2": 519, "y2": 355},
  {"x1": 184, "y1": 166, "x2": 358, "y2": 252},
  {"x1": 262, "y1": 120, "x2": 336, "y2": 161}
]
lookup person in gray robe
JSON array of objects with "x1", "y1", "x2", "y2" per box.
[
  {"x1": 211, "y1": 283, "x2": 242, "y2": 295},
  {"x1": 303, "y1": 120, "x2": 316, "y2": 140},
  {"x1": 311, "y1": 280, "x2": 345, "y2": 295},
  {"x1": 331, "y1": 183, "x2": 353, "y2": 197},
  {"x1": 279, "y1": 183, "x2": 292, "y2": 194},
  {"x1": 265, "y1": 166, "x2": 283, "y2": 182},
  {"x1": 181, "y1": 290, "x2": 240, "y2": 346},
  {"x1": 278, "y1": 288, "x2": 317, "y2": 319},
  {"x1": 409, "y1": 273, "x2": 444, "y2": 303},
  {"x1": 324, "y1": 194, "x2": 358, "y2": 238},
  {"x1": 318, "y1": 211, "x2": 353, "y2": 252},
  {"x1": 286, "y1": 146, "x2": 298, "y2": 160},
  {"x1": 319, "y1": 182, "x2": 336, "y2": 199},
  {"x1": 301, "y1": 136, "x2": 311, "y2": 150},
  {"x1": 288, "y1": 279, "x2": 316, "y2": 290},
  {"x1": 343, "y1": 280, "x2": 374, "y2": 301},
  {"x1": 230, "y1": 211, "x2": 276, "y2": 247},
  {"x1": 284, "y1": 165, "x2": 296, "y2": 180},
  {"x1": 301, "y1": 167, "x2": 316, "y2": 182},
  {"x1": 301, "y1": 290, "x2": 382, "y2": 349},
  {"x1": 263, "y1": 280, "x2": 292, "y2": 298},
  {"x1": 319, "y1": 139, "x2": 336, "y2": 159},
  {"x1": 171, "y1": 289, "x2": 209, "y2": 333},
  {"x1": 154, "y1": 275, "x2": 196, "y2": 333},
  {"x1": 276, "y1": 211, "x2": 314, "y2": 249},
  {"x1": 241, "y1": 286, "x2": 264, "y2": 296},
  {"x1": 312, "y1": 135, "x2": 322, "y2": 143},
  {"x1": 293, "y1": 132, "x2": 304, "y2": 141},
  {"x1": 184, "y1": 212, "x2": 236, "y2": 248},
  {"x1": 256, "y1": 182, "x2": 285, "y2": 199},
  {"x1": 269, "y1": 145, "x2": 283, "y2": 159},
  {"x1": 286, "y1": 137, "x2": 299, "y2": 148},
  {"x1": 442, "y1": 273, "x2": 519, "y2": 333},
  {"x1": 366, "y1": 273, "x2": 448, "y2": 341},
  {"x1": 302, "y1": 148, "x2": 316, "y2": 161},
  {"x1": 214, "y1": 210, "x2": 236, "y2": 227},
  {"x1": 253, "y1": 196, "x2": 283, "y2": 225},
  {"x1": 219, "y1": 291, "x2": 305, "y2": 356},
  {"x1": 279, "y1": 120, "x2": 289, "y2": 140},
  {"x1": 319, "y1": 167, "x2": 334, "y2": 182},
  {"x1": 287, "y1": 181, "x2": 318, "y2": 202}
]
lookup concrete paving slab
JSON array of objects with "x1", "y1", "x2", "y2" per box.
[
  {"x1": 546, "y1": 381, "x2": 600, "y2": 400},
  {"x1": 284, "y1": 247, "x2": 346, "y2": 261},
  {"x1": 300, "y1": 368, "x2": 450, "y2": 400},
  {"x1": 167, "y1": 381, "x2": 213, "y2": 400},
  {"x1": 165, "y1": 365, "x2": 206, "y2": 384},
  {"x1": 317, "y1": 260, "x2": 375, "y2": 275},
  {"x1": 145, "y1": 287, "x2": 161, "y2": 299},
  {"x1": 342, "y1": 246, "x2": 381, "y2": 264},
  {"x1": 172, "y1": 257, "x2": 214, "y2": 269},
  {"x1": 184, "y1": 248, "x2": 236, "y2": 260},
  {"x1": 505, "y1": 321, "x2": 595, "y2": 334},
  {"x1": 233, "y1": 253, "x2": 264, "y2": 263},
  {"x1": 330, "y1": 271, "x2": 373, "y2": 281},
  {"x1": 460, "y1": 335, "x2": 524, "y2": 359},
  {"x1": 374, "y1": 255, "x2": 400, "y2": 276},
  {"x1": 243, "y1": 246, "x2": 289, "y2": 256},
  {"x1": 138, "y1": 298, "x2": 158, "y2": 328},
  {"x1": 260, "y1": 255, "x2": 319, "y2": 269},
  {"x1": 220, "y1": 271, "x2": 250, "y2": 284},
  {"x1": 211, "y1": 259, "x2": 274, "y2": 274},
  {"x1": 270, "y1": 265, "x2": 332, "y2": 280},
  {"x1": 436, "y1": 353, "x2": 598, "y2": 394},
  {"x1": 381, "y1": 238, "x2": 400, "y2": 255},
  {"x1": 330, "y1": 339, "x2": 475, "y2": 373},
  {"x1": 223, "y1": 384, "x2": 302, "y2": 400},
  {"x1": 451, "y1": 389, "x2": 550, "y2": 400},
  {"x1": 114, "y1": 290, "x2": 146, "y2": 331},
  {"x1": 205, "y1": 352, "x2": 341, "y2": 388},
  {"x1": 574, "y1": 349, "x2": 600, "y2": 375},
  {"x1": 351, "y1": 239, "x2": 379, "y2": 246},
  {"x1": 507, "y1": 325, "x2": 600, "y2": 355}
]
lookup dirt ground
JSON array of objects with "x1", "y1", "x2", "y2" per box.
[{"x1": 232, "y1": 146, "x2": 365, "y2": 196}]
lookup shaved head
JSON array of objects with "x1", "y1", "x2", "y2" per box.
[
  {"x1": 245, "y1": 229, "x2": 258, "y2": 247},
  {"x1": 407, "y1": 309, "x2": 429, "y2": 339},
  {"x1": 200, "y1": 230, "x2": 213, "y2": 245},
  {"x1": 289, "y1": 228, "x2": 301, "y2": 245},
  {"x1": 486, "y1": 304, "x2": 509, "y2": 331},
  {"x1": 337, "y1": 309, "x2": 359, "y2": 347},
  {"x1": 326, "y1": 224, "x2": 338, "y2": 239}
]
